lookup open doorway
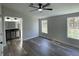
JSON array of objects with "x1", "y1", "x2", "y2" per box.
[
  {"x1": 4, "y1": 16, "x2": 23, "y2": 43},
  {"x1": 3, "y1": 16, "x2": 24, "y2": 56}
]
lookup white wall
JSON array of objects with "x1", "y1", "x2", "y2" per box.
[
  {"x1": 39, "y1": 12, "x2": 79, "y2": 48},
  {"x1": 0, "y1": 4, "x2": 7, "y2": 48},
  {"x1": 0, "y1": 4, "x2": 6, "y2": 47},
  {"x1": 2, "y1": 6, "x2": 39, "y2": 41},
  {"x1": 0, "y1": 4, "x2": 2, "y2": 15},
  {"x1": 23, "y1": 15, "x2": 39, "y2": 40}
]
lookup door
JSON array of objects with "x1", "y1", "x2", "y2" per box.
[{"x1": 0, "y1": 17, "x2": 3, "y2": 56}]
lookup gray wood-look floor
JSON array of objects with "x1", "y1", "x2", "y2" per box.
[{"x1": 4, "y1": 37, "x2": 79, "y2": 56}]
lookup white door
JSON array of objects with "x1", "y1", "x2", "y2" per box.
[{"x1": 0, "y1": 17, "x2": 3, "y2": 56}]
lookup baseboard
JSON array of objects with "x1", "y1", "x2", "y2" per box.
[{"x1": 23, "y1": 36, "x2": 39, "y2": 41}]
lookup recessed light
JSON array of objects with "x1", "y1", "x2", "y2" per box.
[{"x1": 7, "y1": 17, "x2": 10, "y2": 19}]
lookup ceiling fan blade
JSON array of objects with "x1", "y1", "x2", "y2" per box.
[
  {"x1": 42, "y1": 3, "x2": 50, "y2": 8},
  {"x1": 43, "y1": 8, "x2": 53, "y2": 10},
  {"x1": 29, "y1": 3, "x2": 39, "y2": 8}
]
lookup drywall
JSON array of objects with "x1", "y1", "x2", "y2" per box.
[
  {"x1": 0, "y1": 4, "x2": 2, "y2": 15},
  {"x1": 39, "y1": 12, "x2": 79, "y2": 48},
  {"x1": 2, "y1": 6, "x2": 39, "y2": 41},
  {"x1": 0, "y1": 4, "x2": 5, "y2": 47}
]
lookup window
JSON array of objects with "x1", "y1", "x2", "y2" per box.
[
  {"x1": 41, "y1": 20, "x2": 48, "y2": 34},
  {"x1": 67, "y1": 17, "x2": 79, "y2": 40}
]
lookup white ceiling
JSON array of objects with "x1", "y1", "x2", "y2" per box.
[{"x1": 2, "y1": 3, "x2": 79, "y2": 18}]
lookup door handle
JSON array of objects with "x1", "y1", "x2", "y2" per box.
[{"x1": 0, "y1": 42, "x2": 2, "y2": 44}]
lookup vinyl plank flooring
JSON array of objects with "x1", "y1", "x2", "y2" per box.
[{"x1": 4, "y1": 37, "x2": 79, "y2": 56}]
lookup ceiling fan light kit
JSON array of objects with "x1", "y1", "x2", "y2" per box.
[{"x1": 38, "y1": 9, "x2": 43, "y2": 11}]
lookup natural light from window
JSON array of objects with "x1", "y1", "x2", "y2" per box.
[
  {"x1": 67, "y1": 17, "x2": 79, "y2": 40},
  {"x1": 41, "y1": 20, "x2": 48, "y2": 34}
]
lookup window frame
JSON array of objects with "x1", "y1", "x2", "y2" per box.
[
  {"x1": 41, "y1": 20, "x2": 48, "y2": 34},
  {"x1": 67, "y1": 16, "x2": 79, "y2": 40}
]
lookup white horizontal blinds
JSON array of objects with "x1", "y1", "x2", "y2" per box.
[
  {"x1": 41, "y1": 20, "x2": 48, "y2": 34},
  {"x1": 67, "y1": 17, "x2": 79, "y2": 39}
]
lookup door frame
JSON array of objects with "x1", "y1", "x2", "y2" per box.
[{"x1": 3, "y1": 16, "x2": 23, "y2": 47}]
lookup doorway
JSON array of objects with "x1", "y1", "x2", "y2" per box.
[{"x1": 3, "y1": 16, "x2": 24, "y2": 55}]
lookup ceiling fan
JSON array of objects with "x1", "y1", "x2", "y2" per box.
[{"x1": 29, "y1": 3, "x2": 53, "y2": 12}]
